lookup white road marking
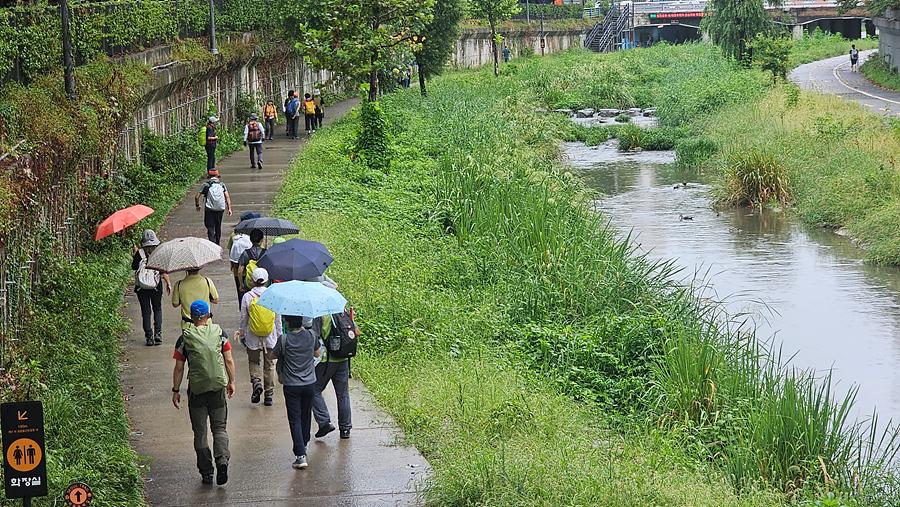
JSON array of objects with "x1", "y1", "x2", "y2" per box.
[{"x1": 831, "y1": 61, "x2": 900, "y2": 107}]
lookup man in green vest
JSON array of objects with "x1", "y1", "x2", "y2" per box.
[{"x1": 172, "y1": 300, "x2": 236, "y2": 486}]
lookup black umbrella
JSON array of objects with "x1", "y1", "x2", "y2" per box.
[
  {"x1": 257, "y1": 239, "x2": 333, "y2": 281},
  {"x1": 234, "y1": 217, "x2": 299, "y2": 236}
]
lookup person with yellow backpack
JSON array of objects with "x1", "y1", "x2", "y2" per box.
[
  {"x1": 237, "y1": 228, "x2": 266, "y2": 302},
  {"x1": 238, "y1": 267, "x2": 281, "y2": 406},
  {"x1": 302, "y1": 93, "x2": 317, "y2": 136}
]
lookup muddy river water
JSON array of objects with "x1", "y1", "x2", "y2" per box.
[{"x1": 565, "y1": 140, "x2": 900, "y2": 424}]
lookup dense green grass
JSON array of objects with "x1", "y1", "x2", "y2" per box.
[
  {"x1": 787, "y1": 31, "x2": 877, "y2": 68},
  {"x1": 861, "y1": 52, "x2": 900, "y2": 91},
  {"x1": 275, "y1": 44, "x2": 900, "y2": 504}
]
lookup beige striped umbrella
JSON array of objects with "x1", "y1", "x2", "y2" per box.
[{"x1": 145, "y1": 237, "x2": 223, "y2": 273}]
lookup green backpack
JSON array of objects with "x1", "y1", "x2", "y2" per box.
[
  {"x1": 197, "y1": 126, "x2": 207, "y2": 147},
  {"x1": 182, "y1": 323, "x2": 228, "y2": 394}
]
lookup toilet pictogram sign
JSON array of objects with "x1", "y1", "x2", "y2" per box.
[{"x1": 1, "y1": 401, "x2": 48, "y2": 500}]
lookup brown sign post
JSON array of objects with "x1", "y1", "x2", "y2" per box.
[{"x1": 1, "y1": 401, "x2": 48, "y2": 505}]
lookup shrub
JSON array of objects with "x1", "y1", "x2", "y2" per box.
[
  {"x1": 617, "y1": 123, "x2": 643, "y2": 151},
  {"x1": 718, "y1": 146, "x2": 790, "y2": 208},
  {"x1": 676, "y1": 136, "x2": 719, "y2": 168},
  {"x1": 355, "y1": 99, "x2": 391, "y2": 172},
  {"x1": 614, "y1": 113, "x2": 631, "y2": 123}
]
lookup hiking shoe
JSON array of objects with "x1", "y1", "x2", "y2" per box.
[
  {"x1": 251, "y1": 382, "x2": 263, "y2": 404},
  {"x1": 340, "y1": 429, "x2": 351, "y2": 440},
  {"x1": 153, "y1": 332, "x2": 163, "y2": 345},
  {"x1": 315, "y1": 423, "x2": 335, "y2": 438},
  {"x1": 216, "y1": 464, "x2": 228, "y2": 485},
  {"x1": 264, "y1": 396, "x2": 273, "y2": 406},
  {"x1": 257, "y1": 163, "x2": 263, "y2": 170},
  {"x1": 201, "y1": 473, "x2": 213, "y2": 485},
  {"x1": 145, "y1": 336, "x2": 154, "y2": 346},
  {"x1": 292, "y1": 455, "x2": 308, "y2": 470}
]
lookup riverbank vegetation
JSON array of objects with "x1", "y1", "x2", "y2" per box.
[
  {"x1": 275, "y1": 43, "x2": 900, "y2": 505},
  {"x1": 861, "y1": 52, "x2": 900, "y2": 91}
]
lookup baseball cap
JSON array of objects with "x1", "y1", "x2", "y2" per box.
[
  {"x1": 251, "y1": 267, "x2": 269, "y2": 284},
  {"x1": 239, "y1": 211, "x2": 260, "y2": 222},
  {"x1": 249, "y1": 114, "x2": 258, "y2": 121},
  {"x1": 207, "y1": 169, "x2": 219, "y2": 177},
  {"x1": 190, "y1": 300, "x2": 210, "y2": 319},
  {"x1": 208, "y1": 115, "x2": 219, "y2": 123}
]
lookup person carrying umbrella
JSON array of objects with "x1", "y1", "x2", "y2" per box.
[
  {"x1": 238, "y1": 267, "x2": 280, "y2": 406},
  {"x1": 237, "y1": 229, "x2": 266, "y2": 301},
  {"x1": 195, "y1": 170, "x2": 233, "y2": 245},
  {"x1": 228, "y1": 211, "x2": 259, "y2": 301},
  {"x1": 131, "y1": 230, "x2": 171, "y2": 346}
]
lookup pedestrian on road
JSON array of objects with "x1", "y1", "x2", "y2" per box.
[
  {"x1": 238, "y1": 267, "x2": 281, "y2": 406},
  {"x1": 284, "y1": 90, "x2": 295, "y2": 138},
  {"x1": 172, "y1": 269, "x2": 219, "y2": 329},
  {"x1": 287, "y1": 92, "x2": 301, "y2": 140},
  {"x1": 228, "y1": 211, "x2": 258, "y2": 301},
  {"x1": 303, "y1": 93, "x2": 317, "y2": 136},
  {"x1": 312, "y1": 314, "x2": 353, "y2": 440},
  {"x1": 132, "y1": 229, "x2": 171, "y2": 346},
  {"x1": 172, "y1": 300, "x2": 236, "y2": 486},
  {"x1": 205, "y1": 116, "x2": 219, "y2": 171},
  {"x1": 850, "y1": 44, "x2": 859, "y2": 72},
  {"x1": 274, "y1": 315, "x2": 321, "y2": 470},
  {"x1": 313, "y1": 90, "x2": 325, "y2": 129},
  {"x1": 238, "y1": 228, "x2": 266, "y2": 301},
  {"x1": 195, "y1": 170, "x2": 233, "y2": 245},
  {"x1": 263, "y1": 100, "x2": 277, "y2": 140},
  {"x1": 243, "y1": 115, "x2": 265, "y2": 170},
  {"x1": 502, "y1": 45, "x2": 511, "y2": 63}
]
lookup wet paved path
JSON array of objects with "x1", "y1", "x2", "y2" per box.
[
  {"x1": 121, "y1": 99, "x2": 430, "y2": 506},
  {"x1": 790, "y1": 49, "x2": 900, "y2": 117}
]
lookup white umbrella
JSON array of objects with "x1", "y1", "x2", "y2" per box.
[{"x1": 146, "y1": 237, "x2": 223, "y2": 273}]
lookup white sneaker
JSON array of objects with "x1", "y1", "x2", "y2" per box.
[{"x1": 292, "y1": 455, "x2": 308, "y2": 469}]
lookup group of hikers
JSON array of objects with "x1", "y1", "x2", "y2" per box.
[{"x1": 133, "y1": 95, "x2": 355, "y2": 486}]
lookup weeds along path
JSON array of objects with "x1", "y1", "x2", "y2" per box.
[
  {"x1": 121, "y1": 98, "x2": 431, "y2": 507},
  {"x1": 790, "y1": 50, "x2": 900, "y2": 117}
]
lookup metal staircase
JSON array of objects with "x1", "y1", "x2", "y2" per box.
[{"x1": 584, "y1": 2, "x2": 633, "y2": 53}]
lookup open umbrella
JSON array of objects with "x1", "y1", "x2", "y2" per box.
[
  {"x1": 257, "y1": 239, "x2": 333, "y2": 282},
  {"x1": 95, "y1": 204, "x2": 154, "y2": 240},
  {"x1": 234, "y1": 217, "x2": 299, "y2": 236},
  {"x1": 146, "y1": 237, "x2": 222, "y2": 273},
  {"x1": 257, "y1": 281, "x2": 346, "y2": 317}
]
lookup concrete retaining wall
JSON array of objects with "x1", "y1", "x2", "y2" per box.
[
  {"x1": 875, "y1": 9, "x2": 900, "y2": 72},
  {"x1": 452, "y1": 28, "x2": 585, "y2": 69}
]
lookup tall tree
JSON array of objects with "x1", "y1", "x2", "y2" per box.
[
  {"x1": 470, "y1": 0, "x2": 519, "y2": 76},
  {"x1": 415, "y1": 0, "x2": 464, "y2": 96},
  {"x1": 289, "y1": 0, "x2": 434, "y2": 101},
  {"x1": 701, "y1": 0, "x2": 772, "y2": 62}
]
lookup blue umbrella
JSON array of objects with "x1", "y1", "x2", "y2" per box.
[
  {"x1": 257, "y1": 239, "x2": 333, "y2": 281},
  {"x1": 256, "y1": 280, "x2": 346, "y2": 317}
]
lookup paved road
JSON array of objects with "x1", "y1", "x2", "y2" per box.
[
  {"x1": 789, "y1": 49, "x2": 900, "y2": 117},
  {"x1": 121, "y1": 99, "x2": 430, "y2": 506}
]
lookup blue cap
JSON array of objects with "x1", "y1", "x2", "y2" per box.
[
  {"x1": 190, "y1": 300, "x2": 210, "y2": 319},
  {"x1": 239, "y1": 211, "x2": 260, "y2": 222}
]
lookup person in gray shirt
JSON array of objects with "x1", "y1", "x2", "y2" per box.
[{"x1": 274, "y1": 315, "x2": 321, "y2": 470}]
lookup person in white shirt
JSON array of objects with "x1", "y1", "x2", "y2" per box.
[{"x1": 237, "y1": 268, "x2": 281, "y2": 406}]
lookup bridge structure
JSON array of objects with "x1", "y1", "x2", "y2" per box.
[{"x1": 586, "y1": 0, "x2": 875, "y2": 51}]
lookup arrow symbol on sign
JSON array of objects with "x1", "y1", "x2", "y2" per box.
[{"x1": 16, "y1": 411, "x2": 27, "y2": 421}]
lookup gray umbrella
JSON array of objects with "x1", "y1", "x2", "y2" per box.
[
  {"x1": 145, "y1": 237, "x2": 223, "y2": 273},
  {"x1": 234, "y1": 217, "x2": 299, "y2": 236}
]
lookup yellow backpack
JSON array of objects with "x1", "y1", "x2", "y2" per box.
[
  {"x1": 244, "y1": 258, "x2": 259, "y2": 288},
  {"x1": 248, "y1": 296, "x2": 276, "y2": 336}
]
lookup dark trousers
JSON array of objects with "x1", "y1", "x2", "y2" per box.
[
  {"x1": 204, "y1": 208, "x2": 224, "y2": 244},
  {"x1": 304, "y1": 114, "x2": 316, "y2": 133},
  {"x1": 289, "y1": 117, "x2": 299, "y2": 138},
  {"x1": 205, "y1": 143, "x2": 216, "y2": 170},
  {"x1": 265, "y1": 118, "x2": 275, "y2": 139},
  {"x1": 249, "y1": 143, "x2": 263, "y2": 168},
  {"x1": 312, "y1": 361, "x2": 352, "y2": 431},
  {"x1": 188, "y1": 389, "x2": 230, "y2": 475},
  {"x1": 283, "y1": 384, "x2": 316, "y2": 457},
  {"x1": 136, "y1": 285, "x2": 163, "y2": 339},
  {"x1": 315, "y1": 112, "x2": 324, "y2": 128}
]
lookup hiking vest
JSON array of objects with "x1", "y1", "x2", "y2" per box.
[{"x1": 183, "y1": 323, "x2": 228, "y2": 395}]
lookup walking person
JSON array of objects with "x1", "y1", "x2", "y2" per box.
[
  {"x1": 303, "y1": 93, "x2": 317, "y2": 135},
  {"x1": 312, "y1": 314, "x2": 353, "y2": 440},
  {"x1": 172, "y1": 268, "x2": 219, "y2": 329},
  {"x1": 263, "y1": 100, "x2": 277, "y2": 140},
  {"x1": 284, "y1": 90, "x2": 295, "y2": 138},
  {"x1": 228, "y1": 211, "x2": 258, "y2": 301},
  {"x1": 132, "y1": 229, "x2": 171, "y2": 346},
  {"x1": 172, "y1": 300, "x2": 236, "y2": 486},
  {"x1": 274, "y1": 315, "x2": 321, "y2": 470},
  {"x1": 237, "y1": 228, "x2": 266, "y2": 303},
  {"x1": 195, "y1": 170, "x2": 233, "y2": 245},
  {"x1": 287, "y1": 92, "x2": 301, "y2": 140},
  {"x1": 850, "y1": 44, "x2": 860, "y2": 72},
  {"x1": 238, "y1": 267, "x2": 281, "y2": 406},
  {"x1": 243, "y1": 115, "x2": 265, "y2": 170},
  {"x1": 313, "y1": 90, "x2": 325, "y2": 129},
  {"x1": 502, "y1": 45, "x2": 511, "y2": 63},
  {"x1": 205, "y1": 116, "x2": 219, "y2": 171}
]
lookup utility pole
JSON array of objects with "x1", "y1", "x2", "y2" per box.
[
  {"x1": 540, "y1": 14, "x2": 545, "y2": 56},
  {"x1": 209, "y1": 0, "x2": 219, "y2": 55},
  {"x1": 60, "y1": 0, "x2": 76, "y2": 99},
  {"x1": 526, "y1": 0, "x2": 530, "y2": 24}
]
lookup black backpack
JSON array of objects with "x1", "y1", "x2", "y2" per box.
[{"x1": 326, "y1": 309, "x2": 360, "y2": 359}]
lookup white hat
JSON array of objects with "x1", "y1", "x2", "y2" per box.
[
  {"x1": 251, "y1": 267, "x2": 269, "y2": 284},
  {"x1": 208, "y1": 115, "x2": 219, "y2": 123}
]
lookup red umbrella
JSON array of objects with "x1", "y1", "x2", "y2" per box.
[{"x1": 95, "y1": 204, "x2": 155, "y2": 241}]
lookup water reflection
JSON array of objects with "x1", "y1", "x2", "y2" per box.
[{"x1": 567, "y1": 142, "x2": 900, "y2": 424}]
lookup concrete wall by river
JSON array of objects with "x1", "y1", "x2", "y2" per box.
[
  {"x1": 452, "y1": 28, "x2": 586, "y2": 69},
  {"x1": 875, "y1": 9, "x2": 900, "y2": 72}
]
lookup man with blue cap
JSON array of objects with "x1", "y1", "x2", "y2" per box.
[{"x1": 172, "y1": 300, "x2": 236, "y2": 486}]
